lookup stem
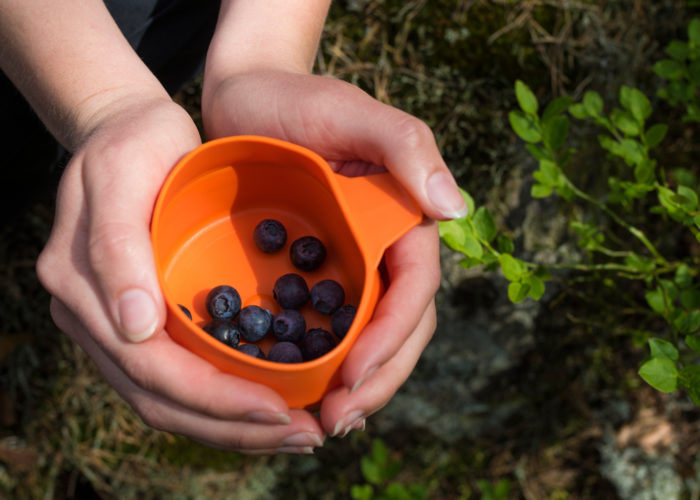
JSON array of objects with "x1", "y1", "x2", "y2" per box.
[{"x1": 566, "y1": 181, "x2": 668, "y2": 264}]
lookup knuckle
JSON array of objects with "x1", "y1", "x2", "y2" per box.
[
  {"x1": 87, "y1": 222, "x2": 139, "y2": 272},
  {"x1": 393, "y1": 115, "x2": 434, "y2": 150}
]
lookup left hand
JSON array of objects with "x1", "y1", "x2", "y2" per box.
[{"x1": 202, "y1": 70, "x2": 462, "y2": 436}]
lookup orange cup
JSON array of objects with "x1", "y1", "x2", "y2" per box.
[{"x1": 150, "y1": 135, "x2": 423, "y2": 408}]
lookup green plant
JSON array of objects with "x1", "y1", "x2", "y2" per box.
[
  {"x1": 440, "y1": 17, "x2": 700, "y2": 403},
  {"x1": 351, "y1": 439, "x2": 429, "y2": 500},
  {"x1": 476, "y1": 478, "x2": 511, "y2": 500}
]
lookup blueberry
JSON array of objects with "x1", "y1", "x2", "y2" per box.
[
  {"x1": 178, "y1": 304, "x2": 193, "y2": 320},
  {"x1": 237, "y1": 343, "x2": 266, "y2": 359},
  {"x1": 206, "y1": 285, "x2": 241, "y2": 320},
  {"x1": 310, "y1": 279, "x2": 345, "y2": 315},
  {"x1": 267, "y1": 341, "x2": 303, "y2": 363},
  {"x1": 273, "y1": 273, "x2": 310, "y2": 309},
  {"x1": 254, "y1": 219, "x2": 287, "y2": 253},
  {"x1": 300, "y1": 328, "x2": 337, "y2": 361},
  {"x1": 238, "y1": 305, "x2": 273, "y2": 342},
  {"x1": 331, "y1": 304, "x2": 357, "y2": 339},
  {"x1": 202, "y1": 319, "x2": 241, "y2": 348},
  {"x1": 290, "y1": 236, "x2": 326, "y2": 272},
  {"x1": 272, "y1": 309, "x2": 306, "y2": 343}
]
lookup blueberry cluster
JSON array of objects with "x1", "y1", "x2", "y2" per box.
[{"x1": 182, "y1": 218, "x2": 357, "y2": 363}]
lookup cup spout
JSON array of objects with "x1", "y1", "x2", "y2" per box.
[{"x1": 334, "y1": 172, "x2": 423, "y2": 270}]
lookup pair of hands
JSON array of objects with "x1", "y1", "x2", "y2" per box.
[{"x1": 36, "y1": 70, "x2": 466, "y2": 454}]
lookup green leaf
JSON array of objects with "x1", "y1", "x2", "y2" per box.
[
  {"x1": 675, "y1": 264, "x2": 693, "y2": 289},
  {"x1": 462, "y1": 234, "x2": 483, "y2": 258},
  {"x1": 688, "y1": 17, "x2": 700, "y2": 44},
  {"x1": 676, "y1": 185, "x2": 698, "y2": 210},
  {"x1": 459, "y1": 188, "x2": 476, "y2": 217},
  {"x1": 515, "y1": 80, "x2": 538, "y2": 115},
  {"x1": 583, "y1": 91, "x2": 603, "y2": 116},
  {"x1": 645, "y1": 289, "x2": 668, "y2": 315},
  {"x1": 653, "y1": 59, "x2": 685, "y2": 80},
  {"x1": 543, "y1": 114, "x2": 569, "y2": 150},
  {"x1": 496, "y1": 234, "x2": 514, "y2": 254},
  {"x1": 679, "y1": 364, "x2": 700, "y2": 406},
  {"x1": 499, "y1": 254, "x2": 526, "y2": 281},
  {"x1": 620, "y1": 86, "x2": 652, "y2": 123},
  {"x1": 634, "y1": 160, "x2": 656, "y2": 184},
  {"x1": 681, "y1": 288, "x2": 700, "y2": 309},
  {"x1": 648, "y1": 337, "x2": 679, "y2": 361},
  {"x1": 620, "y1": 139, "x2": 645, "y2": 165},
  {"x1": 438, "y1": 219, "x2": 467, "y2": 251},
  {"x1": 638, "y1": 358, "x2": 679, "y2": 393},
  {"x1": 542, "y1": 96, "x2": 574, "y2": 123},
  {"x1": 525, "y1": 143, "x2": 550, "y2": 161},
  {"x1": 527, "y1": 275, "x2": 546, "y2": 300},
  {"x1": 351, "y1": 484, "x2": 374, "y2": 500},
  {"x1": 361, "y1": 456, "x2": 383, "y2": 486},
  {"x1": 508, "y1": 281, "x2": 530, "y2": 303},
  {"x1": 644, "y1": 123, "x2": 668, "y2": 148},
  {"x1": 666, "y1": 40, "x2": 689, "y2": 60},
  {"x1": 685, "y1": 334, "x2": 700, "y2": 353},
  {"x1": 538, "y1": 159, "x2": 559, "y2": 185},
  {"x1": 568, "y1": 102, "x2": 587, "y2": 119},
  {"x1": 509, "y1": 110, "x2": 541, "y2": 143},
  {"x1": 531, "y1": 183, "x2": 553, "y2": 198},
  {"x1": 612, "y1": 108, "x2": 642, "y2": 136},
  {"x1": 674, "y1": 310, "x2": 700, "y2": 335},
  {"x1": 473, "y1": 207, "x2": 498, "y2": 243}
]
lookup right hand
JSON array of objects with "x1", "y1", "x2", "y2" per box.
[{"x1": 36, "y1": 94, "x2": 325, "y2": 454}]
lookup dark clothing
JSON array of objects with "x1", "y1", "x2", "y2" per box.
[{"x1": 0, "y1": 0, "x2": 219, "y2": 224}]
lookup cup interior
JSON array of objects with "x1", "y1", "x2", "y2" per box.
[{"x1": 153, "y1": 137, "x2": 367, "y2": 360}]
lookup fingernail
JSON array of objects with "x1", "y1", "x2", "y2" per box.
[
  {"x1": 426, "y1": 171, "x2": 468, "y2": 219},
  {"x1": 282, "y1": 432, "x2": 324, "y2": 448},
  {"x1": 340, "y1": 417, "x2": 366, "y2": 438},
  {"x1": 332, "y1": 409, "x2": 364, "y2": 437},
  {"x1": 245, "y1": 411, "x2": 291, "y2": 425},
  {"x1": 350, "y1": 365, "x2": 378, "y2": 394},
  {"x1": 118, "y1": 289, "x2": 158, "y2": 342},
  {"x1": 276, "y1": 446, "x2": 315, "y2": 455}
]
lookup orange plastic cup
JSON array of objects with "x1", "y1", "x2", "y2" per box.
[{"x1": 151, "y1": 135, "x2": 423, "y2": 408}]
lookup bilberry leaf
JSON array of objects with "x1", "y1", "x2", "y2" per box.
[
  {"x1": 649, "y1": 337, "x2": 679, "y2": 361},
  {"x1": 583, "y1": 91, "x2": 603, "y2": 116},
  {"x1": 542, "y1": 96, "x2": 573, "y2": 123},
  {"x1": 645, "y1": 123, "x2": 668, "y2": 148},
  {"x1": 515, "y1": 80, "x2": 538, "y2": 115},
  {"x1": 473, "y1": 206, "x2": 497, "y2": 243},
  {"x1": 653, "y1": 59, "x2": 685, "y2": 80},
  {"x1": 638, "y1": 357, "x2": 678, "y2": 393},
  {"x1": 509, "y1": 110, "x2": 541, "y2": 143},
  {"x1": 543, "y1": 114, "x2": 569, "y2": 150},
  {"x1": 507, "y1": 281, "x2": 530, "y2": 303}
]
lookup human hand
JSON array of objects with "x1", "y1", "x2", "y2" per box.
[
  {"x1": 36, "y1": 95, "x2": 325, "y2": 454},
  {"x1": 202, "y1": 70, "x2": 463, "y2": 436}
]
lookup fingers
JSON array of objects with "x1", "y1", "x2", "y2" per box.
[
  {"x1": 203, "y1": 72, "x2": 467, "y2": 221},
  {"x1": 317, "y1": 81, "x2": 468, "y2": 221},
  {"x1": 341, "y1": 221, "x2": 440, "y2": 392},
  {"x1": 320, "y1": 301, "x2": 437, "y2": 437},
  {"x1": 82, "y1": 103, "x2": 201, "y2": 343},
  {"x1": 50, "y1": 298, "x2": 325, "y2": 453},
  {"x1": 49, "y1": 296, "x2": 290, "y2": 422}
]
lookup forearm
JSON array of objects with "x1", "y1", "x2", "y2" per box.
[
  {"x1": 203, "y1": 0, "x2": 331, "y2": 84},
  {"x1": 0, "y1": 0, "x2": 169, "y2": 151}
]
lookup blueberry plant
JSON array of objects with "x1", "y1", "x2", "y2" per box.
[
  {"x1": 440, "y1": 17, "x2": 700, "y2": 402},
  {"x1": 350, "y1": 439, "x2": 429, "y2": 500}
]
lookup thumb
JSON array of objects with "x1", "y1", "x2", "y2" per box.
[
  {"x1": 319, "y1": 83, "x2": 468, "y2": 221},
  {"x1": 83, "y1": 149, "x2": 180, "y2": 343}
]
